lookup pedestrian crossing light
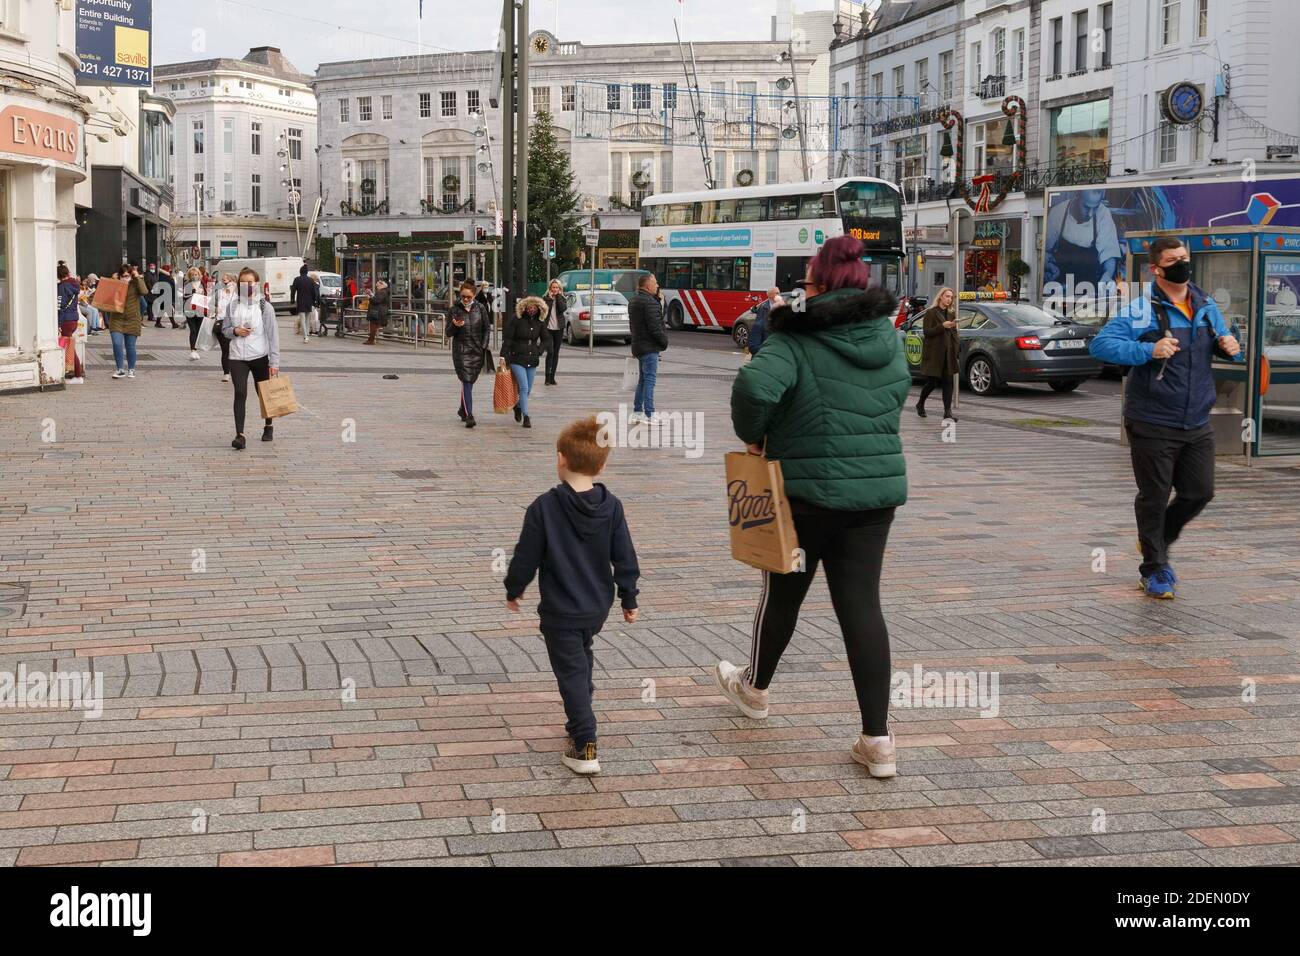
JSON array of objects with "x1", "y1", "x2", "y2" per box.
[{"x1": 545, "y1": 237, "x2": 557, "y2": 259}]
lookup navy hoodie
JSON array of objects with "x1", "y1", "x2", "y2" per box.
[{"x1": 505, "y1": 482, "x2": 640, "y2": 630}]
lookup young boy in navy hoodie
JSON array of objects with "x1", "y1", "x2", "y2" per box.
[{"x1": 505, "y1": 416, "x2": 641, "y2": 775}]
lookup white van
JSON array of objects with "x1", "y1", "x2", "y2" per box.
[{"x1": 218, "y1": 257, "x2": 304, "y2": 312}]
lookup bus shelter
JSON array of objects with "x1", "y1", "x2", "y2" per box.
[{"x1": 1123, "y1": 226, "x2": 1300, "y2": 461}]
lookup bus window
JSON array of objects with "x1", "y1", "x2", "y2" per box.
[
  {"x1": 651, "y1": 258, "x2": 667, "y2": 286},
  {"x1": 836, "y1": 181, "x2": 902, "y2": 219},
  {"x1": 737, "y1": 198, "x2": 767, "y2": 222},
  {"x1": 643, "y1": 205, "x2": 667, "y2": 227},
  {"x1": 691, "y1": 259, "x2": 707, "y2": 289},
  {"x1": 717, "y1": 199, "x2": 738, "y2": 223},
  {"x1": 772, "y1": 196, "x2": 800, "y2": 220},
  {"x1": 799, "y1": 194, "x2": 827, "y2": 219},
  {"x1": 698, "y1": 201, "x2": 717, "y2": 224},
  {"x1": 732, "y1": 257, "x2": 752, "y2": 290},
  {"x1": 666, "y1": 259, "x2": 692, "y2": 289},
  {"x1": 668, "y1": 203, "x2": 694, "y2": 225},
  {"x1": 707, "y1": 258, "x2": 734, "y2": 290}
]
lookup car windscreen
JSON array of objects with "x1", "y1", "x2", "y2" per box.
[
  {"x1": 582, "y1": 293, "x2": 627, "y2": 307},
  {"x1": 980, "y1": 304, "x2": 1068, "y2": 328}
]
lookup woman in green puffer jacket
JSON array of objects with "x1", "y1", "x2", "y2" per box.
[{"x1": 715, "y1": 235, "x2": 911, "y2": 779}]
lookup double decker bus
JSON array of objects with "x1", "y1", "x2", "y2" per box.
[{"x1": 638, "y1": 177, "x2": 905, "y2": 341}]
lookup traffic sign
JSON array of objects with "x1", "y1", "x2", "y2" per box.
[
  {"x1": 583, "y1": 228, "x2": 600, "y2": 247},
  {"x1": 287, "y1": 189, "x2": 302, "y2": 205}
]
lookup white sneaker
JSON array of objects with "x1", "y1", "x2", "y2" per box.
[
  {"x1": 222, "y1": 374, "x2": 230, "y2": 383},
  {"x1": 66, "y1": 377, "x2": 84, "y2": 385},
  {"x1": 303, "y1": 336, "x2": 310, "y2": 343},
  {"x1": 127, "y1": 370, "x2": 135, "y2": 379},
  {"x1": 189, "y1": 350, "x2": 199, "y2": 360},
  {"x1": 850, "y1": 731, "x2": 897, "y2": 779},
  {"x1": 111, "y1": 369, "x2": 126, "y2": 379},
  {"x1": 628, "y1": 411, "x2": 644, "y2": 424},
  {"x1": 715, "y1": 660, "x2": 769, "y2": 719}
]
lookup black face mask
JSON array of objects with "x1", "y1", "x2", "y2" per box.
[{"x1": 1159, "y1": 259, "x2": 1192, "y2": 285}]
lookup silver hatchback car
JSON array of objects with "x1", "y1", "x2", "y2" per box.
[{"x1": 564, "y1": 290, "x2": 632, "y2": 345}]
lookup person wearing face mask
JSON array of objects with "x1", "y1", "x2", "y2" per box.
[
  {"x1": 221, "y1": 268, "x2": 281, "y2": 451},
  {"x1": 447, "y1": 279, "x2": 491, "y2": 429},
  {"x1": 503, "y1": 295, "x2": 549, "y2": 428},
  {"x1": 542, "y1": 279, "x2": 567, "y2": 385},
  {"x1": 1090, "y1": 237, "x2": 1243, "y2": 600},
  {"x1": 214, "y1": 273, "x2": 237, "y2": 383}
]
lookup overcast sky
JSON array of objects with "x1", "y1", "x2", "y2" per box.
[{"x1": 152, "y1": 0, "x2": 840, "y2": 73}]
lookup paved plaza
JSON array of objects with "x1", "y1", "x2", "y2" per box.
[{"x1": 1, "y1": 321, "x2": 1298, "y2": 867}]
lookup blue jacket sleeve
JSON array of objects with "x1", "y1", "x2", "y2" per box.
[
  {"x1": 610, "y1": 502, "x2": 640, "y2": 610},
  {"x1": 504, "y1": 502, "x2": 546, "y2": 602},
  {"x1": 1089, "y1": 304, "x2": 1156, "y2": 367}
]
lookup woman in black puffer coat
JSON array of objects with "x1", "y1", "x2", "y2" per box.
[
  {"x1": 448, "y1": 280, "x2": 491, "y2": 428},
  {"x1": 503, "y1": 295, "x2": 548, "y2": 428}
]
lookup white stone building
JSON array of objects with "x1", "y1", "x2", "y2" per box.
[
  {"x1": 0, "y1": 0, "x2": 89, "y2": 393},
  {"x1": 155, "y1": 47, "x2": 318, "y2": 264},
  {"x1": 312, "y1": 31, "x2": 822, "y2": 297}
]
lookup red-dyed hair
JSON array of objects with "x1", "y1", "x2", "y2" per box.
[{"x1": 808, "y1": 235, "x2": 870, "y2": 292}]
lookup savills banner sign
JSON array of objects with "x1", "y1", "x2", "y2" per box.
[{"x1": 75, "y1": 0, "x2": 153, "y2": 88}]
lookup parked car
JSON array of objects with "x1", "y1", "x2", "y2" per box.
[
  {"x1": 898, "y1": 301, "x2": 1103, "y2": 395},
  {"x1": 1063, "y1": 297, "x2": 1127, "y2": 377},
  {"x1": 564, "y1": 290, "x2": 632, "y2": 345}
]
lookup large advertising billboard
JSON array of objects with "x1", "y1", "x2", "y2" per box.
[
  {"x1": 75, "y1": 0, "x2": 153, "y2": 88},
  {"x1": 1042, "y1": 175, "x2": 1300, "y2": 298}
]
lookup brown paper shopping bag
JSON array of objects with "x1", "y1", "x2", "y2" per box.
[
  {"x1": 91, "y1": 277, "x2": 128, "y2": 313},
  {"x1": 493, "y1": 359, "x2": 519, "y2": 414},
  {"x1": 724, "y1": 450, "x2": 800, "y2": 574},
  {"x1": 256, "y1": 375, "x2": 301, "y2": 419}
]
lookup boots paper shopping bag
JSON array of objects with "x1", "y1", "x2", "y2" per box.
[
  {"x1": 256, "y1": 375, "x2": 301, "y2": 419},
  {"x1": 91, "y1": 277, "x2": 128, "y2": 314},
  {"x1": 493, "y1": 359, "x2": 519, "y2": 414},
  {"x1": 724, "y1": 450, "x2": 800, "y2": 574}
]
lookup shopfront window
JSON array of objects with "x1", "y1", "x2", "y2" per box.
[{"x1": 1048, "y1": 99, "x2": 1110, "y2": 167}]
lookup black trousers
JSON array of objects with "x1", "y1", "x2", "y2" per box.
[
  {"x1": 1126, "y1": 420, "x2": 1216, "y2": 577},
  {"x1": 750, "y1": 506, "x2": 895, "y2": 736},
  {"x1": 918, "y1": 374, "x2": 953, "y2": 415},
  {"x1": 541, "y1": 626, "x2": 599, "y2": 744},
  {"x1": 544, "y1": 328, "x2": 563, "y2": 382},
  {"x1": 187, "y1": 316, "x2": 203, "y2": 350},
  {"x1": 229, "y1": 356, "x2": 272, "y2": 436},
  {"x1": 214, "y1": 327, "x2": 231, "y2": 374}
]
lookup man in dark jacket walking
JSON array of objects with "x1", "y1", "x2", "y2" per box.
[
  {"x1": 290, "y1": 265, "x2": 319, "y2": 344},
  {"x1": 628, "y1": 274, "x2": 668, "y2": 424},
  {"x1": 1090, "y1": 236, "x2": 1242, "y2": 600}
]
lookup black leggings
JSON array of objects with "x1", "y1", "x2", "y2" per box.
[
  {"x1": 214, "y1": 327, "x2": 231, "y2": 374},
  {"x1": 187, "y1": 316, "x2": 203, "y2": 350},
  {"x1": 229, "y1": 357, "x2": 272, "y2": 436},
  {"x1": 544, "y1": 327, "x2": 563, "y2": 381},
  {"x1": 918, "y1": 374, "x2": 954, "y2": 415},
  {"x1": 749, "y1": 506, "x2": 895, "y2": 736}
]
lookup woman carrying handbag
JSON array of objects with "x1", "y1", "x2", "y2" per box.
[
  {"x1": 503, "y1": 296, "x2": 549, "y2": 428},
  {"x1": 916, "y1": 286, "x2": 959, "y2": 421},
  {"x1": 448, "y1": 280, "x2": 491, "y2": 429}
]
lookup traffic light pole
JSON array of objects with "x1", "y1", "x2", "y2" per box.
[{"x1": 545, "y1": 230, "x2": 552, "y2": 283}]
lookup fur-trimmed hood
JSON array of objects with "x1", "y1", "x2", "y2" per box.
[
  {"x1": 768, "y1": 286, "x2": 896, "y2": 334},
  {"x1": 515, "y1": 295, "x2": 549, "y2": 320}
]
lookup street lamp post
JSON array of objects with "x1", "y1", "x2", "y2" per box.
[
  {"x1": 278, "y1": 133, "x2": 303, "y2": 258},
  {"x1": 903, "y1": 175, "x2": 927, "y2": 299},
  {"x1": 778, "y1": 46, "x2": 810, "y2": 181}
]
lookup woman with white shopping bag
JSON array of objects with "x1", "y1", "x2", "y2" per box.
[
  {"x1": 715, "y1": 236, "x2": 910, "y2": 779},
  {"x1": 183, "y1": 267, "x2": 211, "y2": 362},
  {"x1": 221, "y1": 267, "x2": 281, "y2": 451}
]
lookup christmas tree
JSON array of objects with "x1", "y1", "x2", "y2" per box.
[{"x1": 526, "y1": 110, "x2": 584, "y2": 284}]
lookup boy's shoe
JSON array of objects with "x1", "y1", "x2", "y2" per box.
[
  {"x1": 127, "y1": 369, "x2": 136, "y2": 379},
  {"x1": 112, "y1": 369, "x2": 126, "y2": 379},
  {"x1": 628, "y1": 411, "x2": 644, "y2": 424},
  {"x1": 1141, "y1": 567, "x2": 1176, "y2": 600},
  {"x1": 850, "y1": 732, "x2": 897, "y2": 779},
  {"x1": 715, "y1": 660, "x2": 769, "y2": 719},
  {"x1": 562, "y1": 739, "x2": 600, "y2": 775}
]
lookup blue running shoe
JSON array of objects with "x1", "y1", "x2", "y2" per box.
[{"x1": 1141, "y1": 567, "x2": 1176, "y2": 600}]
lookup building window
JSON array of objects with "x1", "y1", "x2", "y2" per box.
[
  {"x1": 992, "y1": 28, "x2": 1006, "y2": 77},
  {"x1": 467, "y1": 90, "x2": 480, "y2": 113},
  {"x1": 661, "y1": 150, "x2": 673, "y2": 192},
  {"x1": 1013, "y1": 28, "x2": 1025, "y2": 81},
  {"x1": 193, "y1": 173, "x2": 205, "y2": 211},
  {"x1": 381, "y1": 95, "x2": 393, "y2": 120},
  {"x1": 607, "y1": 84, "x2": 621, "y2": 111},
  {"x1": 1159, "y1": 120, "x2": 1178, "y2": 165},
  {"x1": 193, "y1": 119, "x2": 204, "y2": 154},
  {"x1": 662, "y1": 82, "x2": 676, "y2": 110},
  {"x1": 1072, "y1": 11, "x2": 1088, "y2": 72},
  {"x1": 419, "y1": 93, "x2": 431, "y2": 118},
  {"x1": 358, "y1": 96, "x2": 372, "y2": 121},
  {"x1": 441, "y1": 91, "x2": 457, "y2": 117},
  {"x1": 251, "y1": 173, "x2": 261, "y2": 213},
  {"x1": 969, "y1": 41, "x2": 982, "y2": 87},
  {"x1": 711, "y1": 82, "x2": 726, "y2": 108},
  {"x1": 1161, "y1": 0, "x2": 1181, "y2": 47},
  {"x1": 632, "y1": 83, "x2": 651, "y2": 111},
  {"x1": 223, "y1": 171, "x2": 234, "y2": 212},
  {"x1": 441, "y1": 156, "x2": 462, "y2": 211},
  {"x1": 970, "y1": 118, "x2": 1016, "y2": 174},
  {"x1": 288, "y1": 128, "x2": 302, "y2": 161},
  {"x1": 562, "y1": 85, "x2": 576, "y2": 111},
  {"x1": 939, "y1": 52, "x2": 953, "y2": 99},
  {"x1": 893, "y1": 135, "x2": 925, "y2": 184},
  {"x1": 915, "y1": 58, "x2": 928, "y2": 93},
  {"x1": 222, "y1": 118, "x2": 233, "y2": 154},
  {"x1": 250, "y1": 121, "x2": 261, "y2": 156},
  {"x1": 765, "y1": 149, "x2": 779, "y2": 184},
  {"x1": 1048, "y1": 98, "x2": 1110, "y2": 166},
  {"x1": 1049, "y1": 18, "x2": 1063, "y2": 75},
  {"x1": 870, "y1": 143, "x2": 883, "y2": 179},
  {"x1": 339, "y1": 98, "x2": 350, "y2": 123},
  {"x1": 871, "y1": 72, "x2": 883, "y2": 99},
  {"x1": 893, "y1": 66, "x2": 905, "y2": 98},
  {"x1": 1100, "y1": 4, "x2": 1113, "y2": 68},
  {"x1": 533, "y1": 85, "x2": 551, "y2": 114},
  {"x1": 1197, "y1": 0, "x2": 1208, "y2": 37}
]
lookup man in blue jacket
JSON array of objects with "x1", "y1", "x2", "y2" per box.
[{"x1": 1090, "y1": 236, "x2": 1242, "y2": 600}]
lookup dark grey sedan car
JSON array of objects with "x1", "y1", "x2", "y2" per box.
[{"x1": 899, "y1": 302, "x2": 1103, "y2": 395}]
